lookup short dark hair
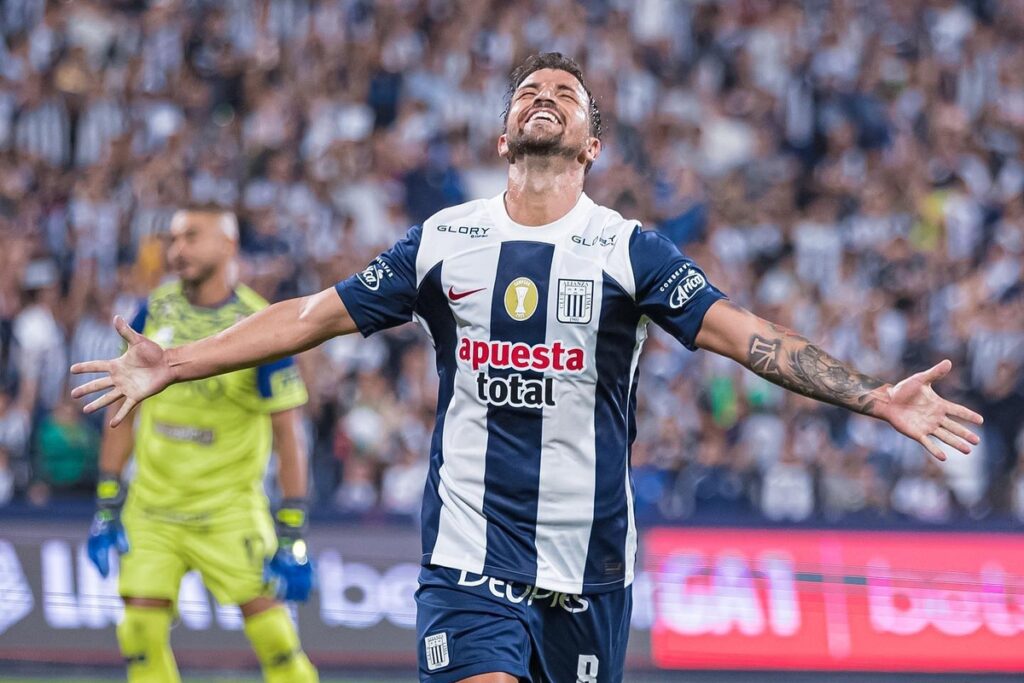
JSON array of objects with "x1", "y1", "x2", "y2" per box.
[{"x1": 502, "y1": 52, "x2": 602, "y2": 140}]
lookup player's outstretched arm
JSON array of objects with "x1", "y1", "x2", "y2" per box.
[
  {"x1": 70, "y1": 287, "x2": 357, "y2": 427},
  {"x1": 695, "y1": 300, "x2": 984, "y2": 461}
]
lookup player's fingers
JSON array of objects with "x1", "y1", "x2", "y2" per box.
[
  {"x1": 934, "y1": 426, "x2": 971, "y2": 455},
  {"x1": 70, "y1": 360, "x2": 111, "y2": 375},
  {"x1": 111, "y1": 397, "x2": 138, "y2": 427},
  {"x1": 921, "y1": 359, "x2": 952, "y2": 384},
  {"x1": 95, "y1": 551, "x2": 109, "y2": 578},
  {"x1": 941, "y1": 417, "x2": 980, "y2": 445},
  {"x1": 113, "y1": 315, "x2": 142, "y2": 345},
  {"x1": 84, "y1": 389, "x2": 123, "y2": 415},
  {"x1": 70, "y1": 376, "x2": 114, "y2": 399},
  {"x1": 917, "y1": 434, "x2": 946, "y2": 462},
  {"x1": 948, "y1": 402, "x2": 984, "y2": 425}
]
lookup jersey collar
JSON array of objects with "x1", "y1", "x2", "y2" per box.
[{"x1": 176, "y1": 281, "x2": 239, "y2": 311}]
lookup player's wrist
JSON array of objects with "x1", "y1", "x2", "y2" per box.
[
  {"x1": 274, "y1": 498, "x2": 309, "y2": 537},
  {"x1": 163, "y1": 346, "x2": 184, "y2": 385},
  {"x1": 95, "y1": 474, "x2": 126, "y2": 512},
  {"x1": 274, "y1": 499, "x2": 311, "y2": 567},
  {"x1": 862, "y1": 384, "x2": 895, "y2": 419}
]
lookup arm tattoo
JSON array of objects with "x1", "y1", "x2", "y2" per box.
[
  {"x1": 748, "y1": 335, "x2": 781, "y2": 375},
  {"x1": 745, "y1": 328, "x2": 885, "y2": 415}
]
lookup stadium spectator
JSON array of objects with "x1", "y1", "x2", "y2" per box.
[
  {"x1": 0, "y1": 445, "x2": 14, "y2": 507},
  {"x1": 30, "y1": 394, "x2": 99, "y2": 503},
  {"x1": 0, "y1": 387, "x2": 30, "y2": 462},
  {"x1": 1012, "y1": 440, "x2": 1024, "y2": 523},
  {"x1": 381, "y1": 445, "x2": 429, "y2": 518},
  {"x1": 891, "y1": 460, "x2": 958, "y2": 524},
  {"x1": 333, "y1": 456, "x2": 378, "y2": 514},
  {"x1": 13, "y1": 258, "x2": 65, "y2": 414},
  {"x1": 759, "y1": 438, "x2": 816, "y2": 523}
]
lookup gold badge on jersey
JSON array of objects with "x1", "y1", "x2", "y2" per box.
[{"x1": 504, "y1": 277, "x2": 538, "y2": 321}]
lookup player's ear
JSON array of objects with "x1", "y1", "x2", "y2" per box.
[
  {"x1": 219, "y1": 229, "x2": 238, "y2": 258},
  {"x1": 580, "y1": 137, "x2": 601, "y2": 167},
  {"x1": 497, "y1": 133, "x2": 511, "y2": 161}
]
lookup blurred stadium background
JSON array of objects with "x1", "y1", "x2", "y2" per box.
[{"x1": 0, "y1": 0, "x2": 1022, "y2": 680}]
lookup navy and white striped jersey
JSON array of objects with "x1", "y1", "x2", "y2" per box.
[{"x1": 335, "y1": 193, "x2": 726, "y2": 594}]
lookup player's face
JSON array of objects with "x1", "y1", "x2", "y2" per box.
[
  {"x1": 168, "y1": 211, "x2": 235, "y2": 286},
  {"x1": 500, "y1": 68, "x2": 599, "y2": 166}
]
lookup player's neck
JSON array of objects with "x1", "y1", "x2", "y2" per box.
[
  {"x1": 505, "y1": 159, "x2": 584, "y2": 226},
  {"x1": 182, "y1": 272, "x2": 234, "y2": 308}
]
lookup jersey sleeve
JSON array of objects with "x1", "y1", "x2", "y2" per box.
[
  {"x1": 119, "y1": 298, "x2": 149, "y2": 353},
  {"x1": 252, "y1": 356, "x2": 308, "y2": 414},
  {"x1": 334, "y1": 225, "x2": 422, "y2": 336},
  {"x1": 630, "y1": 227, "x2": 727, "y2": 350},
  {"x1": 129, "y1": 299, "x2": 149, "y2": 333}
]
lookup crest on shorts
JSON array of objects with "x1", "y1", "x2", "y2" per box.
[
  {"x1": 557, "y1": 279, "x2": 593, "y2": 324},
  {"x1": 424, "y1": 632, "x2": 450, "y2": 671}
]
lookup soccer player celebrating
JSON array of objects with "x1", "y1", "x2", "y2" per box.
[
  {"x1": 74, "y1": 54, "x2": 982, "y2": 683},
  {"x1": 85, "y1": 207, "x2": 319, "y2": 683}
]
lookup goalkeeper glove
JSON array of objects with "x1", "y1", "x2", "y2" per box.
[
  {"x1": 87, "y1": 474, "x2": 129, "y2": 578},
  {"x1": 266, "y1": 499, "x2": 314, "y2": 602}
]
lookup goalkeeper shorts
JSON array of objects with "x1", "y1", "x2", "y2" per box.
[{"x1": 119, "y1": 503, "x2": 277, "y2": 607}]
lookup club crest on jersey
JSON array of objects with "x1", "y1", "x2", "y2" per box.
[
  {"x1": 669, "y1": 269, "x2": 707, "y2": 309},
  {"x1": 504, "y1": 277, "x2": 538, "y2": 321},
  {"x1": 557, "y1": 279, "x2": 593, "y2": 324}
]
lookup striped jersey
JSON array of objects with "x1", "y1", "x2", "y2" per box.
[{"x1": 335, "y1": 193, "x2": 726, "y2": 594}]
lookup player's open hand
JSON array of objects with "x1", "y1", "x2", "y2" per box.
[
  {"x1": 875, "y1": 359, "x2": 984, "y2": 461},
  {"x1": 70, "y1": 315, "x2": 176, "y2": 427}
]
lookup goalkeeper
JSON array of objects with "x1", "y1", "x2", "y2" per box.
[{"x1": 87, "y1": 206, "x2": 318, "y2": 683}]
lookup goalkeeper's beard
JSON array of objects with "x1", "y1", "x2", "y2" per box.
[{"x1": 179, "y1": 261, "x2": 219, "y2": 291}]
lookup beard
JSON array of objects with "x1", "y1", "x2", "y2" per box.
[
  {"x1": 505, "y1": 127, "x2": 584, "y2": 163},
  {"x1": 177, "y1": 260, "x2": 218, "y2": 289}
]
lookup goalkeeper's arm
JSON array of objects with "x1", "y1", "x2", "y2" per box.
[
  {"x1": 268, "y1": 407, "x2": 313, "y2": 601},
  {"x1": 272, "y1": 408, "x2": 309, "y2": 502},
  {"x1": 99, "y1": 404, "x2": 134, "y2": 477},
  {"x1": 87, "y1": 405, "x2": 133, "y2": 577}
]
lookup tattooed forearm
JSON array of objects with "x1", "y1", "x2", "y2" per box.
[
  {"x1": 748, "y1": 335, "x2": 781, "y2": 375},
  {"x1": 784, "y1": 344, "x2": 885, "y2": 413},
  {"x1": 745, "y1": 329, "x2": 886, "y2": 415}
]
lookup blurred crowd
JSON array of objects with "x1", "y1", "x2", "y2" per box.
[{"x1": 0, "y1": 0, "x2": 1022, "y2": 526}]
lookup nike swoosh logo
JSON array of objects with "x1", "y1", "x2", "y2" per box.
[{"x1": 448, "y1": 286, "x2": 486, "y2": 301}]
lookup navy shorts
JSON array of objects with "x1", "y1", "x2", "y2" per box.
[{"x1": 415, "y1": 565, "x2": 632, "y2": 683}]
